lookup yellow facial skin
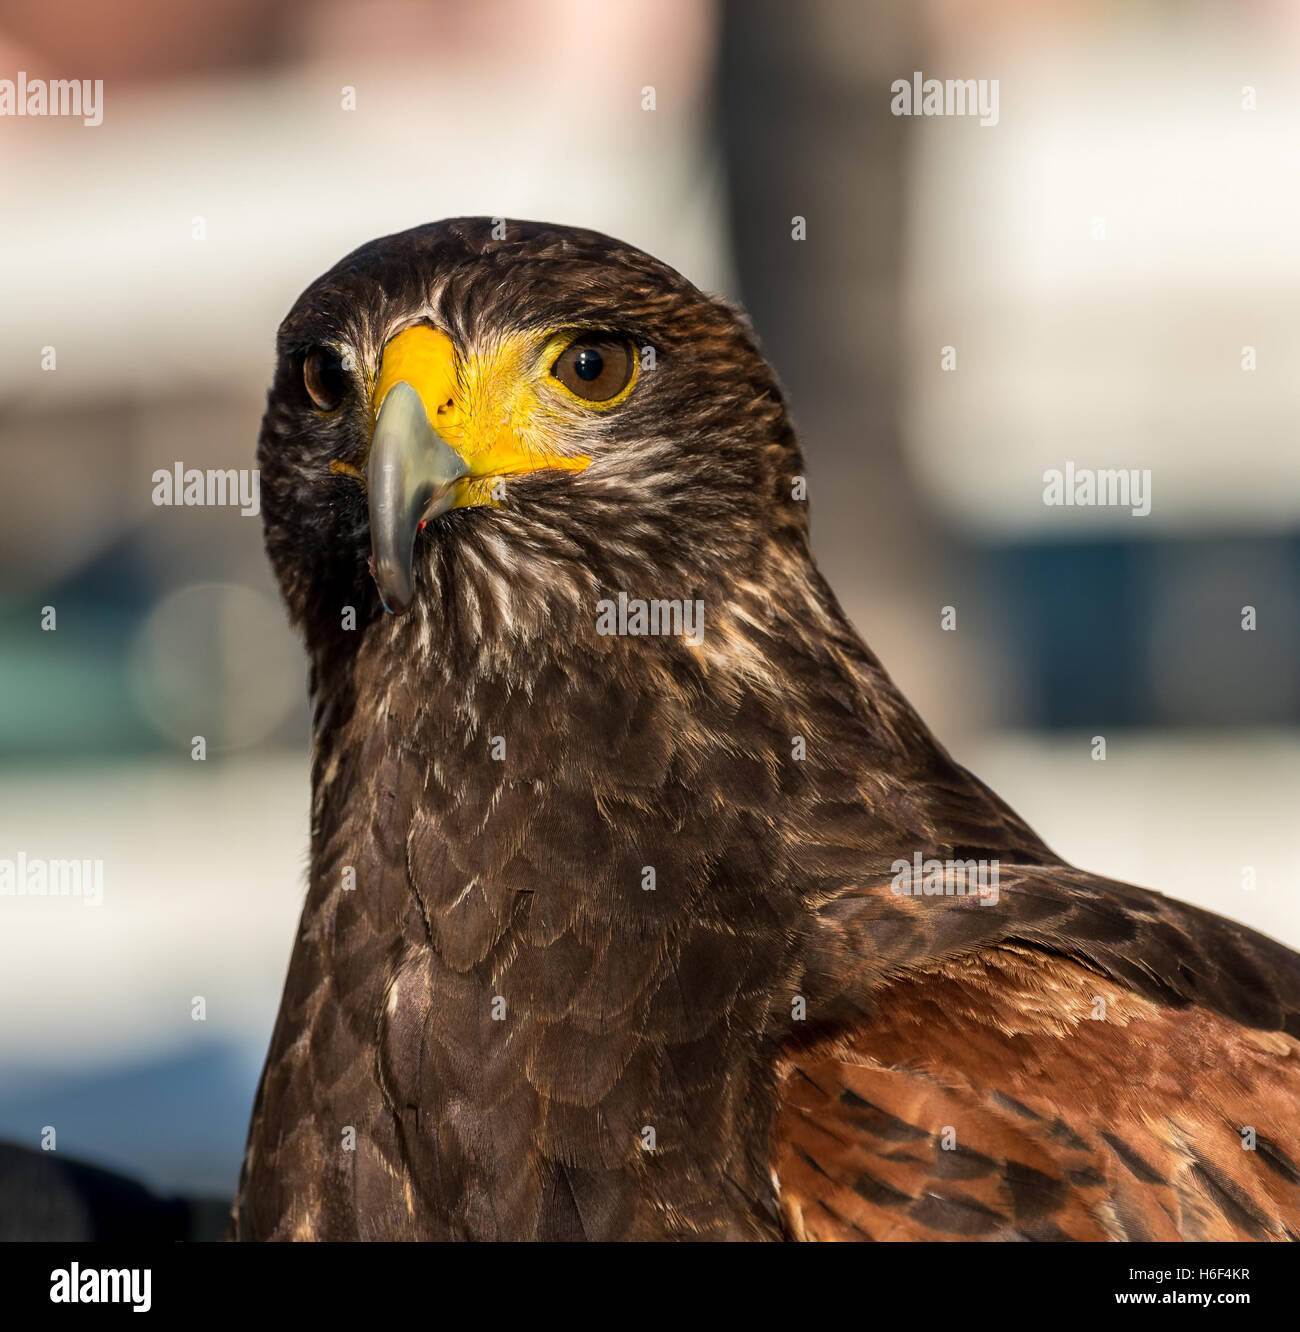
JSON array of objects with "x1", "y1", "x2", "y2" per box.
[{"x1": 370, "y1": 325, "x2": 603, "y2": 509}]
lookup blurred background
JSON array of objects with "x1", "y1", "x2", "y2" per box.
[{"x1": 1, "y1": 0, "x2": 1298, "y2": 1209}]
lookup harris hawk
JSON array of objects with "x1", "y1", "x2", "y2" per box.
[{"x1": 235, "y1": 218, "x2": 1300, "y2": 1242}]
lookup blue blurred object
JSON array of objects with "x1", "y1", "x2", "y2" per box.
[
  {"x1": 984, "y1": 535, "x2": 1300, "y2": 728},
  {"x1": 0, "y1": 1042, "x2": 257, "y2": 1200}
]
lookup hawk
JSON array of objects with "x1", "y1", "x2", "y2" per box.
[{"x1": 235, "y1": 218, "x2": 1300, "y2": 1241}]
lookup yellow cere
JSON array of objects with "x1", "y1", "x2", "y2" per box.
[{"x1": 372, "y1": 325, "x2": 593, "y2": 510}]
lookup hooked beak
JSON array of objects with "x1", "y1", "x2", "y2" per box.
[
  {"x1": 367, "y1": 380, "x2": 468, "y2": 615},
  {"x1": 362, "y1": 323, "x2": 592, "y2": 616}
]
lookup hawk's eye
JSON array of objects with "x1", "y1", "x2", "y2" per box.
[
  {"x1": 551, "y1": 337, "x2": 635, "y2": 403},
  {"x1": 303, "y1": 346, "x2": 351, "y2": 411}
]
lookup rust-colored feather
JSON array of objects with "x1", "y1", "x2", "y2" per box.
[{"x1": 773, "y1": 947, "x2": 1300, "y2": 1241}]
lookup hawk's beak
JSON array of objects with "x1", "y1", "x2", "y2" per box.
[
  {"x1": 364, "y1": 324, "x2": 593, "y2": 615},
  {"x1": 367, "y1": 327, "x2": 468, "y2": 616},
  {"x1": 368, "y1": 380, "x2": 468, "y2": 615}
]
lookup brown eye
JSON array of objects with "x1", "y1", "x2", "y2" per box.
[
  {"x1": 551, "y1": 336, "x2": 635, "y2": 403},
  {"x1": 303, "y1": 346, "x2": 351, "y2": 411}
]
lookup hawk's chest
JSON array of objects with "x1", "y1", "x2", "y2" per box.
[
  {"x1": 343, "y1": 796, "x2": 781, "y2": 1238},
  {"x1": 302, "y1": 779, "x2": 780, "y2": 1232},
  {"x1": 292, "y1": 648, "x2": 793, "y2": 1237}
]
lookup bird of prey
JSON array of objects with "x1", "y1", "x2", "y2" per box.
[{"x1": 235, "y1": 218, "x2": 1300, "y2": 1242}]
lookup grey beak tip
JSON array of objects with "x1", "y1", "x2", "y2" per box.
[{"x1": 366, "y1": 381, "x2": 468, "y2": 616}]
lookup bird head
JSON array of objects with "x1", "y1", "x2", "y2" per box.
[{"x1": 257, "y1": 218, "x2": 807, "y2": 656}]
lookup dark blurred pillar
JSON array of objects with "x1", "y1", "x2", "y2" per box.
[{"x1": 716, "y1": 3, "x2": 963, "y2": 713}]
